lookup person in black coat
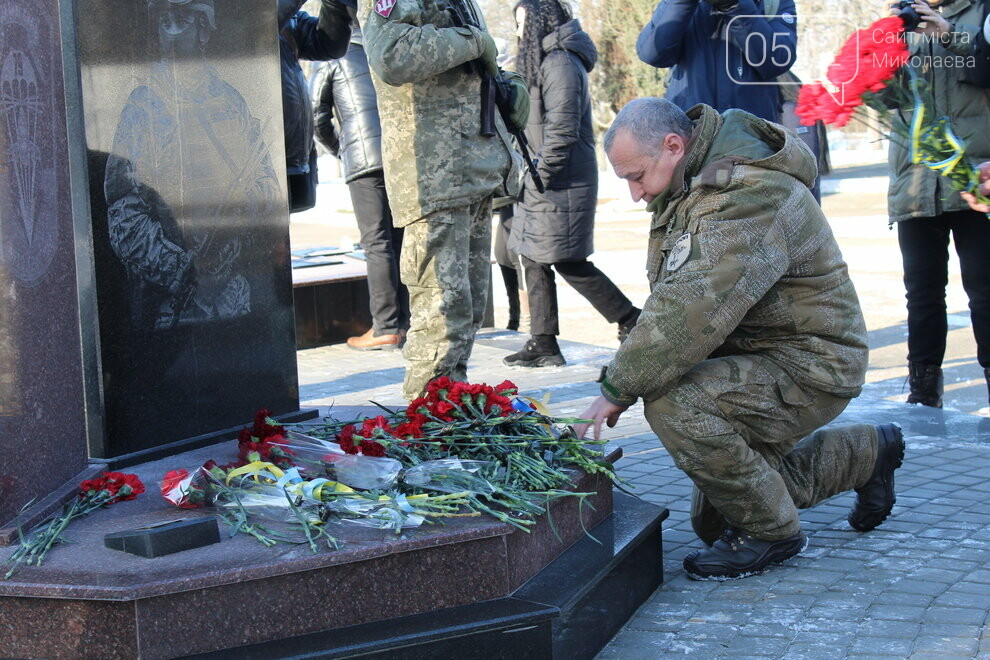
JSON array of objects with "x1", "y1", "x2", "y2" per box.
[
  {"x1": 504, "y1": 0, "x2": 639, "y2": 368},
  {"x1": 279, "y1": 0, "x2": 350, "y2": 212},
  {"x1": 313, "y1": 16, "x2": 409, "y2": 349}
]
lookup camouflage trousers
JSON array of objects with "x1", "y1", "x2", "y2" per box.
[
  {"x1": 643, "y1": 354, "x2": 878, "y2": 543},
  {"x1": 400, "y1": 197, "x2": 493, "y2": 400}
]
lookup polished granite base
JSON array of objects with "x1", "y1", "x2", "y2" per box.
[
  {"x1": 187, "y1": 492, "x2": 666, "y2": 660},
  {"x1": 0, "y1": 432, "x2": 655, "y2": 659}
]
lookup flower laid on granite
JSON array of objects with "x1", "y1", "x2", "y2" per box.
[
  {"x1": 236, "y1": 408, "x2": 296, "y2": 469},
  {"x1": 796, "y1": 15, "x2": 990, "y2": 205},
  {"x1": 4, "y1": 471, "x2": 145, "y2": 579},
  {"x1": 160, "y1": 380, "x2": 614, "y2": 548}
]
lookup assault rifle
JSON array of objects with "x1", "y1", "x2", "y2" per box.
[{"x1": 443, "y1": 0, "x2": 545, "y2": 193}]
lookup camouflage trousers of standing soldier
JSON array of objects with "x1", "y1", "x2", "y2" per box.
[
  {"x1": 400, "y1": 197, "x2": 493, "y2": 400},
  {"x1": 643, "y1": 354, "x2": 879, "y2": 544}
]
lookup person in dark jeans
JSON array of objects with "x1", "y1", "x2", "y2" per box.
[
  {"x1": 504, "y1": 0, "x2": 639, "y2": 368},
  {"x1": 313, "y1": 14, "x2": 408, "y2": 350},
  {"x1": 897, "y1": 211, "x2": 990, "y2": 407},
  {"x1": 493, "y1": 203, "x2": 523, "y2": 331}
]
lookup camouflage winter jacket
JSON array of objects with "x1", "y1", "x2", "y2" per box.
[
  {"x1": 357, "y1": 0, "x2": 521, "y2": 227},
  {"x1": 601, "y1": 105, "x2": 868, "y2": 407}
]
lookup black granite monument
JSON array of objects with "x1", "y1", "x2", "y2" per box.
[
  {"x1": 79, "y1": 0, "x2": 299, "y2": 457},
  {"x1": 1, "y1": 0, "x2": 304, "y2": 533}
]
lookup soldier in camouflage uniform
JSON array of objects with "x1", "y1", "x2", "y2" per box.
[
  {"x1": 357, "y1": 0, "x2": 521, "y2": 400},
  {"x1": 576, "y1": 98, "x2": 906, "y2": 580}
]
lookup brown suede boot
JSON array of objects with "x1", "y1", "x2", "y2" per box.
[{"x1": 346, "y1": 328, "x2": 402, "y2": 351}]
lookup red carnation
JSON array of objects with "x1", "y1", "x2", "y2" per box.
[
  {"x1": 360, "y1": 415, "x2": 394, "y2": 438},
  {"x1": 494, "y1": 380, "x2": 518, "y2": 395},
  {"x1": 360, "y1": 440, "x2": 387, "y2": 457},
  {"x1": 251, "y1": 408, "x2": 272, "y2": 437},
  {"x1": 433, "y1": 400, "x2": 456, "y2": 420},
  {"x1": 407, "y1": 397, "x2": 430, "y2": 417}
]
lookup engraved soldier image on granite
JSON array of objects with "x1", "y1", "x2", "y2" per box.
[
  {"x1": 82, "y1": 0, "x2": 298, "y2": 456},
  {"x1": 105, "y1": 0, "x2": 279, "y2": 331}
]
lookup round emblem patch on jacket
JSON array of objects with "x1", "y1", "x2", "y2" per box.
[{"x1": 667, "y1": 232, "x2": 692, "y2": 272}]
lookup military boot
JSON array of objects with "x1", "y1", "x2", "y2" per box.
[
  {"x1": 503, "y1": 335, "x2": 565, "y2": 368},
  {"x1": 848, "y1": 423, "x2": 905, "y2": 532},
  {"x1": 683, "y1": 528, "x2": 808, "y2": 581},
  {"x1": 906, "y1": 362, "x2": 942, "y2": 408}
]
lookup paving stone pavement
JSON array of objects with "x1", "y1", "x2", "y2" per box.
[{"x1": 297, "y1": 331, "x2": 990, "y2": 660}]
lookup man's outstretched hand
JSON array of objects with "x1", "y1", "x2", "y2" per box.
[{"x1": 573, "y1": 396, "x2": 629, "y2": 441}]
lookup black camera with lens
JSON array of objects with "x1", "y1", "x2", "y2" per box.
[{"x1": 895, "y1": 0, "x2": 923, "y2": 31}]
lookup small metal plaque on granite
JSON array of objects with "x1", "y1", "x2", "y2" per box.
[{"x1": 104, "y1": 517, "x2": 220, "y2": 558}]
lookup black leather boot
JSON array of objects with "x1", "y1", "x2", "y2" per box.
[
  {"x1": 683, "y1": 528, "x2": 808, "y2": 581},
  {"x1": 503, "y1": 335, "x2": 565, "y2": 368},
  {"x1": 848, "y1": 423, "x2": 905, "y2": 532},
  {"x1": 907, "y1": 362, "x2": 942, "y2": 408},
  {"x1": 984, "y1": 367, "x2": 990, "y2": 407},
  {"x1": 500, "y1": 265, "x2": 520, "y2": 331}
]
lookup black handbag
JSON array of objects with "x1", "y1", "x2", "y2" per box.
[{"x1": 288, "y1": 146, "x2": 319, "y2": 213}]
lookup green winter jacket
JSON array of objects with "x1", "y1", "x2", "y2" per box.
[
  {"x1": 601, "y1": 105, "x2": 868, "y2": 407},
  {"x1": 887, "y1": 0, "x2": 990, "y2": 223},
  {"x1": 358, "y1": 0, "x2": 521, "y2": 226}
]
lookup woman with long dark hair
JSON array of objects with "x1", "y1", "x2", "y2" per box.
[{"x1": 504, "y1": 0, "x2": 639, "y2": 368}]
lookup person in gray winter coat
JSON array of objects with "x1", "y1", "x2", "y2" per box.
[
  {"x1": 504, "y1": 0, "x2": 639, "y2": 368},
  {"x1": 313, "y1": 16, "x2": 409, "y2": 350}
]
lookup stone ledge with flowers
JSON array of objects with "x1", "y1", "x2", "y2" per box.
[{"x1": 0, "y1": 379, "x2": 662, "y2": 660}]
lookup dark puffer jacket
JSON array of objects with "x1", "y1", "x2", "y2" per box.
[
  {"x1": 508, "y1": 19, "x2": 598, "y2": 264},
  {"x1": 313, "y1": 25, "x2": 384, "y2": 183},
  {"x1": 279, "y1": 0, "x2": 349, "y2": 175}
]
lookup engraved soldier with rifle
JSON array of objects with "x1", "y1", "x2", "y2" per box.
[{"x1": 357, "y1": 0, "x2": 526, "y2": 399}]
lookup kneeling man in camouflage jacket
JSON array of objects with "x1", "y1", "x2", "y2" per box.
[{"x1": 575, "y1": 97, "x2": 904, "y2": 581}]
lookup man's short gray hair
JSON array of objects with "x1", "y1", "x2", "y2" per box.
[{"x1": 604, "y1": 98, "x2": 693, "y2": 157}]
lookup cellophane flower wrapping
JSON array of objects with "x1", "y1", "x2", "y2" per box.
[{"x1": 159, "y1": 378, "x2": 615, "y2": 548}]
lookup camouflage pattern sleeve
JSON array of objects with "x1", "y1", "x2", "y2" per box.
[
  {"x1": 361, "y1": 0, "x2": 487, "y2": 86},
  {"x1": 603, "y1": 178, "x2": 792, "y2": 404}
]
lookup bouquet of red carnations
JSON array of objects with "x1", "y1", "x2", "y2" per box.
[
  {"x1": 4, "y1": 472, "x2": 145, "y2": 579},
  {"x1": 796, "y1": 15, "x2": 990, "y2": 205}
]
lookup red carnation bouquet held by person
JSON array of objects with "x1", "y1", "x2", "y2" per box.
[
  {"x1": 796, "y1": 15, "x2": 990, "y2": 206},
  {"x1": 3, "y1": 472, "x2": 145, "y2": 579}
]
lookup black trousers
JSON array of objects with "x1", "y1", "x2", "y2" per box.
[
  {"x1": 348, "y1": 174, "x2": 408, "y2": 335},
  {"x1": 897, "y1": 209, "x2": 990, "y2": 368},
  {"x1": 521, "y1": 255, "x2": 635, "y2": 336}
]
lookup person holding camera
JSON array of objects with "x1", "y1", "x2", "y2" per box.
[
  {"x1": 885, "y1": 0, "x2": 990, "y2": 409},
  {"x1": 635, "y1": 0, "x2": 796, "y2": 121},
  {"x1": 357, "y1": 0, "x2": 523, "y2": 400},
  {"x1": 503, "y1": 0, "x2": 640, "y2": 368}
]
